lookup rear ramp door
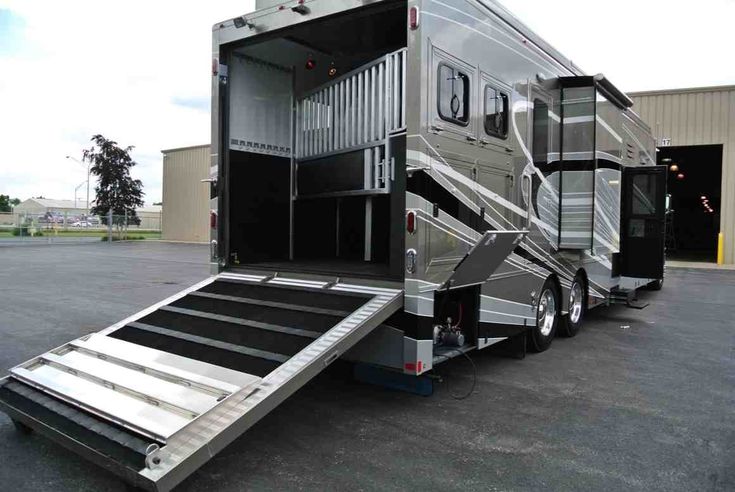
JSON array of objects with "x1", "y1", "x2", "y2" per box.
[{"x1": 0, "y1": 273, "x2": 402, "y2": 491}]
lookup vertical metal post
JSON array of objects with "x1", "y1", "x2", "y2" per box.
[
  {"x1": 393, "y1": 53, "x2": 400, "y2": 131},
  {"x1": 289, "y1": 72, "x2": 296, "y2": 260},
  {"x1": 335, "y1": 198, "x2": 341, "y2": 257},
  {"x1": 107, "y1": 208, "x2": 113, "y2": 244},
  {"x1": 377, "y1": 62, "x2": 384, "y2": 140},
  {"x1": 364, "y1": 197, "x2": 372, "y2": 262},
  {"x1": 363, "y1": 69, "x2": 369, "y2": 143},
  {"x1": 370, "y1": 66, "x2": 376, "y2": 142},
  {"x1": 329, "y1": 85, "x2": 335, "y2": 153},
  {"x1": 401, "y1": 49, "x2": 406, "y2": 128}
]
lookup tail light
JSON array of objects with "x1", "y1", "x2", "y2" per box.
[
  {"x1": 406, "y1": 210, "x2": 416, "y2": 234},
  {"x1": 409, "y1": 6, "x2": 419, "y2": 30},
  {"x1": 210, "y1": 211, "x2": 217, "y2": 229}
]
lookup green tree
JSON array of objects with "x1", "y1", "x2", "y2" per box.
[
  {"x1": 10, "y1": 198, "x2": 20, "y2": 207},
  {"x1": 82, "y1": 135, "x2": 144, "y2": 233},
  {"x1": 0, "y1": 194, "x2": 10, "y2": 212}
]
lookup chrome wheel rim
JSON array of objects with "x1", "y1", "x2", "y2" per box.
[
  {"x1": 569, "y1": 281, "x2": 583, "y2": 325},
  {"x1": 537, "y1": 288, "x2": 556, "y2": 337}
]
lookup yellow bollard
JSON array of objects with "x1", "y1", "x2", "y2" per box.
[{"x1": 717, "y1": 232, "x2": 724, "y2": 265}]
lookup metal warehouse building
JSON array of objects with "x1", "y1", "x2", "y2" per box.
[
  {"x1": 630, "y1": 85, "x2": 735, "y2": 264},
  {"x1": 160, "y1": 85, "x2": 735, "y2": 263},
  {"x1": 161, "y1": 145, "x2": 210, "y2": 243}
]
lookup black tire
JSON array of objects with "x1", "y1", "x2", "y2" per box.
[
  {"x1": 528, "y1": 278, "x2": 560, "y2": 353},
  {"x1": 559, "y1": 274, "x2": 586, "y2": 338},
  {"x1": 645, "y1": 278, "x2": 663, "y2": 291}
]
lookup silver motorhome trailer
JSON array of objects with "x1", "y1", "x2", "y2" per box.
[{"x1": 0, "y1": 1, "x2": 665, "y2": 490}]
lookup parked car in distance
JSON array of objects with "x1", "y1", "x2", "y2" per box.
[{"x1": 71, "y1": 221, "x2": 92, "y2": 228}]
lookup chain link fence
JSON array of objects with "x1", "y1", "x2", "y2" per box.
[{"x1": 0, "y1": 211, "x2": 162, "y2": 243}]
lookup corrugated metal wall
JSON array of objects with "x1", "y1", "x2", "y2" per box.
[
  {"x1": 161, "y1": 145, "x2": 210, "y2": 243},
  {"x1": 629, "y1": 85, "x2": 735, "y2": 264}
]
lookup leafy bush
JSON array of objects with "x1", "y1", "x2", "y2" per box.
[{"x1": 11, "y1": 226, "x2": 43, "y2": 237}]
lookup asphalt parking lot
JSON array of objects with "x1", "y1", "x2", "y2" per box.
[{"x1": 0, "y1": 241, "x2": 732, "y2": 491}]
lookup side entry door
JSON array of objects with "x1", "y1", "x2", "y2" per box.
[{"x1": 620, "y1": 165, "x2": 667, "y2": 279}]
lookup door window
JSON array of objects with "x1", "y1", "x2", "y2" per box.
[
  {"x1": 437, "y1": 63, "x2": 470, "y2": 126},
  {"x1": 631, "y1": 174, "x2": 657, "y2": 215},
  {"x1": 484, "y1": 85, "x2": 508, "y2": 138}
]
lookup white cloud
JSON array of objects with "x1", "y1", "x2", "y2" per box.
[
  {"x1": 1, "y1": 0, "x2": 732, "y2": 203},
  {"x1": 499, "y1": 0, "x2": 735, "y2": 91},
  {"x1": 0, "y1": 0, "x2": 253, "y2": 204}
]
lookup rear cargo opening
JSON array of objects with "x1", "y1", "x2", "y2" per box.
[{"x1": 223, "y1": 2, "x2": 407, "y2": 280}]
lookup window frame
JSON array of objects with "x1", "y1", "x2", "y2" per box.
[
  {"x1": 436, "y1": 61, "x2": 471, "y2": 127},
  {"x1": 483, "y1": 84, "x2": 509, "y2": 139}
]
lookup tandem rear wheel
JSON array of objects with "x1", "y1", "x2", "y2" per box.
[
  {"x1": 559, "y1": 273, "x2": 587, "y2": 338},
  {"x1": 528, "y1": 278, "x2": 560, "y2": 353}
]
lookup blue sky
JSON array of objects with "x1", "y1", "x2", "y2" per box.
[
  {"x1": 0, "y1": 9, "x2": 25, "y2": 56},
  {"x1": 0, "y1": 0, "x2": 733, "y2": 204}
]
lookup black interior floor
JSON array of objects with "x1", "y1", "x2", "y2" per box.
[{"x1": 237, "y1": 259, "x2": 391, "y2": 278}]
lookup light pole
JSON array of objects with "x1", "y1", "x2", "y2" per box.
[
  {"x1": 66, "y1": 155, "x2": 91, "y2": 215},
  {"x1": 74, "y1": 180, "x2": 87, "y2": 210}
]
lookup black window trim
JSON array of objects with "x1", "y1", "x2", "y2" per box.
[
  {"x1": 483, "y1": 84, "x2": 509, "y2": 140},
  {"x1": 436, "y1": 61, "x2": 470, "y2": 127}
]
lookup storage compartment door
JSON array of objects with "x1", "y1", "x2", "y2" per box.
[{"x1": 620, "y1": 165, "x2": 667, "y2": 279}]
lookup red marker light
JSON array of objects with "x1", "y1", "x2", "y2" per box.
[
  {"x1": 409, "y1": 6, "x2": 419, "y2": 30},
  {"x1": 210, "y1": 211, "x2": 217, "y2": 229},
  {"x1": 406, "y1": 210, "x2": 416, "y2": 234},
  {"x1": 305, "y1": 57, "x2": 316, "y2": 70}
]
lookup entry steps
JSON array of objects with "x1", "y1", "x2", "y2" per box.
[
  {"x1": 609, "y1": 286, "x2": 649, "y2": 309},
  {"x1": 0, "y1": 272, "x2": 403, "y2": 491}
]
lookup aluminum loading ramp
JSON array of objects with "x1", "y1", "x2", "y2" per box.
[{"x1": 0, "y1": 272, "x2": 403, "y2": 491}]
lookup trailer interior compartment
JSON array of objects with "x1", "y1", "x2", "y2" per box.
[{"x1": 224, "y1": 2, "x2": 407, "y2": 280}]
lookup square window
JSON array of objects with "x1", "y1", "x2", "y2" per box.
[
  {"x1": 438, "y1": 63, "x2": 470, "y2": 126},
  {"x1": 484, "y1": 85, "x2": 508, "y2": 138}
]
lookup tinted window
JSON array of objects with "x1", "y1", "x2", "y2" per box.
[
  {"x1": 484, "y1": 86, "x2": 508, "y2": 138},
  {"x1": 532, "y1": 98, "x2": 548, "y2": 165},
  {"x1": 631, "y1": 174, "x2": 657, "y2": 215},
  {"x1": 438, "y1": 63, "x2": 469, "y2": 126}
]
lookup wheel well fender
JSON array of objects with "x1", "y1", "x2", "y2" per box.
[
  {"x1": 574, "y1": 268, "x2": 589, "y2": 309},
  {"x1": 546, "y1": 273, "x2": 563, "y2": 314}
]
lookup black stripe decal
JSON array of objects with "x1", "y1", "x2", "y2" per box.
[{"x1": 407, "y1": 170, "x2": 486, "y2": 234}]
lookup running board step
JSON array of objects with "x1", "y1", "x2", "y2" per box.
[
  {"x1": 609, "y1": 288, "x2": 649, "y2": 309},
  {"x1": 0, "y1": 272, "x2": 403, "y2": 491}
]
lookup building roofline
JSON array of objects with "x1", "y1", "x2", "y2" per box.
[
  {"x1": 629, "y1": 84, "x2": 735, "y2": 97},
  {"x1": 161, "y1": 144, "x2": 210, "y2": 154}
]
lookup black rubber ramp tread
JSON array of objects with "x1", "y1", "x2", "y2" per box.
[
  {"x1": 168, "y1": 294, "x2": 346, "y2": 333},
  {"x1": 109, "y1": 326, "x2": 280, "y2": 377},
  {"x1": 137, "y1": 309, "x2": 315, "y2": 356}
]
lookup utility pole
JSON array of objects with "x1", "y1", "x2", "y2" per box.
[{"x1": 66, "y1": 155, "x2": 91, "y2": 215}]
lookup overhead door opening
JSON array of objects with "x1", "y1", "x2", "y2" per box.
[{"x1": 657, "y1": 144, "x2": 723, "y2": 262}]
